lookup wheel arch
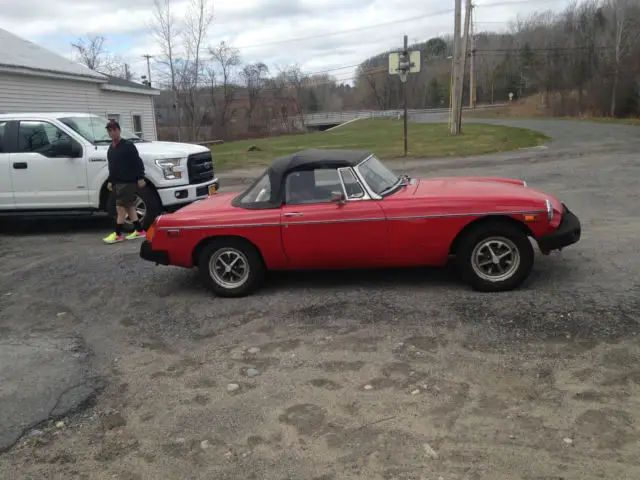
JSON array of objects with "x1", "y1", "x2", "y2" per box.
[
  {"x1": 191, "y1": 234, "x2": 266, "y2": 268},
  {"x1": 99, "y1": 177, "x2": 159, "y2": 211},
  {"x1": 449, "y1": 215, "x2": 534, "y2": 256}
]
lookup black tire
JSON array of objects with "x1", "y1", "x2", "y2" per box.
[
  {"x1": 197, "y1": 238, "x2": 266, "y2": 298},
  {"x1": 107, "y1": 185, "x2": 161, "y2": 232},
  {"x1": 455, "y1": 221, "x2": 534, "y2": 292}
]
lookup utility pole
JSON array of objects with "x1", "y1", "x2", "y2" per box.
[
  {"x1": 402, "y1": 35, "x2": 409, "y2": 157},
  {"x1": 142, "y1": 54, "x2": 153, "y2": 86},
  {"x1": 453, "y1": 0, "x2": 473, "y2": 134},
  {"x1": 450, "y1": 0, "x2": 462, "y2": 135},
  {"x1": 469, "y1": 3, "x2": 477, "y2": 109}
]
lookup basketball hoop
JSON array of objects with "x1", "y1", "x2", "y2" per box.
[{"x1": 398, "y1": 70, "x2": 408, "y2": 83}]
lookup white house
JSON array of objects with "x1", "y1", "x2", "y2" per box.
[{"x1": 0, "y1": 28, "x2": 160, "y2": 140}]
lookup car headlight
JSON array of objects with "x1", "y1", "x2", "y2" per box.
[
  {"x1": 545, "y1": 199, "x2": 553, "y2": 221},
  {"x1": 155, "y1": 158, "x2": 183, "y2": 180}
]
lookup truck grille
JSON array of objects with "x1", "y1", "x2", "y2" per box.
[{"x1": 187, "y1": 151, "x2": 214, "y2": 185}]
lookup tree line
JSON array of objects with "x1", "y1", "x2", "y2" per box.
[{"x1": 71, "y1": 0, "x2": 640, "y2": 142}]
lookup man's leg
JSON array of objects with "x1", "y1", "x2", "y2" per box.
[
  {"x1": 103, "y1": 186, "x2": 127, "y2": 243},
  {"x1": 124, "y1": 185, "x2": 145, "y2": 239}
]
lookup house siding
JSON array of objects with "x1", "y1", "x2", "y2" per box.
[{"x1": 0, "y1": 73, "x2": 157, "y2": 140}]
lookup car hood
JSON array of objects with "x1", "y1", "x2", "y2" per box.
[
  {"x1": 156, "y1": 192, "x2": 242, "y2": 226},
  {"x1": 96, "y1": 141, "x2": 210, "y2": 158},
  {"x1": 393, "y1": 176, "x2": 562, "y2": 213}
]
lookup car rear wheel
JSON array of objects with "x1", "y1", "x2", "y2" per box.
[
  {"x1": 455, "y1": 221, "x2": 534, "y2": 292},
  {"x1": 197, "y1": 238, "x2": 266, "y2": 297}
]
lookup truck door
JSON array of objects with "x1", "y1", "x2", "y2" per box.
[
  {"x1": 11, "y1": 120, "x2": 89, "y2": 209},
  {"x1": 0, "y1": 120, "x2": 15, "y2": 209}
]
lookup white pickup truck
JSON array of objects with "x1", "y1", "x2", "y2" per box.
[{"x1": 0, "y1": 112, "x2": 219, "y2": 228}]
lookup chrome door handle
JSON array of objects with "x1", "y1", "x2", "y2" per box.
[{"x1": 283, "y1": 212, "x2": 304, "y2": 217}]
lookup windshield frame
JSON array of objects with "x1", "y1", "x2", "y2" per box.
[
  {"x1": 58, "y1": 115, "x2": 142, "y2": 145},
  {"x1": 354, "y1": 155, "x2": 402, "y2": 198}
]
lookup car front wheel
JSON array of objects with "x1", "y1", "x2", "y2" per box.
[
  {"x1": 197, "y1": 238, "x2": 266, "y2": 297},
  {"x1": 455, "y1": 222, "x2": 534, "y2": 292}
]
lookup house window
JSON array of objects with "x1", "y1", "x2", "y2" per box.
[
  {"x1": 106, "y1": 113, "x2": 120, "y2": 123},
  {"x1": 132, "y1": 114, "x2": 143, "y2": 138}
]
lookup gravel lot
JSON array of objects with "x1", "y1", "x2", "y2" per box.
[{"x1": 1, "y1": 119, "x2": 639, "y2": 480}]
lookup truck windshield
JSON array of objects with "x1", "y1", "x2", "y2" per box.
[{"x1": 59, "y1": 116, "x2": 143, "y2": 145}]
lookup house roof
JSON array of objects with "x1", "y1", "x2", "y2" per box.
[
  {"x1": 0, "y1": 28, "x2": 106, "y2": 80},
  {"x1": 105, "y1": 75, "x2": 154, "y2": 90}
]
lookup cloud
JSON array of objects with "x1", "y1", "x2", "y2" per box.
[{"x1": 0, "y1": 0, "x2": 572, "y2": 85}]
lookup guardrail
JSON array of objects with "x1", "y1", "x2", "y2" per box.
[{"x1": 299, "y1": 104, "x2": 508, "y2": 124}]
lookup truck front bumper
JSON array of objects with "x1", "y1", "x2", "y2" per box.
[{"x1": 157, "y1": 177, "x2": 220, "y2": 209}]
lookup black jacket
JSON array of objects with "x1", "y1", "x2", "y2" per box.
[{"x1": 107, "y1": 138, "x2": 145, "y2": 184}]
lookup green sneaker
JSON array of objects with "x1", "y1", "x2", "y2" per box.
[
  {"x1": 103, "y1": 232, "x2": 124, "y2": 244},
  {"x1": 126, "y1": 230, "x2": 146, "y2": 240}
]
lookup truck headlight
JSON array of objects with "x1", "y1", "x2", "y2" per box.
[
  {"x1": 155, "y1": 158, "x2": 183, "y2": 180},
  {"x1": 545, "y1": 199, "x2": 553, "y2": 221}
]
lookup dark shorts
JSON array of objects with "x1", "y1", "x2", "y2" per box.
[{"x1": 114, "y1": 183, "x2": 137, "y2": 208}]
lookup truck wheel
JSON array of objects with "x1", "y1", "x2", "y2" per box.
[
  {"x1": 197, "y1": 238, "x2": 266, "y2": 298},
  {"x1": 107, "y1": 185, "x2": 161, "y2": 232},
  {"x1": 455, "y1": 221, "x2": 534, "y2": 292}
]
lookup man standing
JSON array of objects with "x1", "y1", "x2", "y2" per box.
[{"x1": 102, "y1": 119, "x2": 147, "y2": 244}]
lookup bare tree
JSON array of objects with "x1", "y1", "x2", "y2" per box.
[
  {"x1": 71, "y1": 35, "x2": 108, "y2": 71},
  {"x1": 210, "y1": 41, "x2": 241, "y2": 130},
  {"x1": 240, "y1": 62, "x2": 269, "y2": 130},
  {"x1": 606, "y1": 0, "x2": 640, "y2": 115},
  {"x1": 180, "y1": 0, "x2": 214, "y2": 140},
  {"x1": 150, "y1": 0, "x2": 182, "y2": 138}
]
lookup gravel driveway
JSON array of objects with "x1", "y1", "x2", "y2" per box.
[{"x1": 1, "y1": 119, "x2": 639, "y2": 480}]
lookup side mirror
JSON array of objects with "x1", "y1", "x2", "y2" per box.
[
  {"x1": 53, "y1": 139, "x2": 82, "y2": 158},
  {"x1": 330, "y1": 191, "x2": 346, "y2": 205}
]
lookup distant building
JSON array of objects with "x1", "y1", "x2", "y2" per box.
[{"x1": 0, "y1": 28, "x2": 160, "y2": 140}]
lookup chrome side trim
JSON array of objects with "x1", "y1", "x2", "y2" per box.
[
  {"x1": 159, "y1": 222, "x2": 280, "y2": 230},
  {"x1": 157, "y1": 209, "x2": 547, "y2": 230}
]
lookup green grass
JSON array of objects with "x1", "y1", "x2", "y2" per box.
[{"x1": 211, "y1": 118, "x2": 550, "y2": 171}]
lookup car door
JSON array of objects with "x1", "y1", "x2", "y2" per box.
[
  {"x1": 0, "y1": 120, "x2": 15, "y2": 209},
  {"x1": 11, "y1": 120, "x2": 88, "y2": 209},
  {"x1": 280, "y1": 166, "x2": 389, "y2": 269}
]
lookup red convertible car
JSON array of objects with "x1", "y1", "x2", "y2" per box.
[{"x1": 140, "y1": 149, "x2": 581, "y2": 297}]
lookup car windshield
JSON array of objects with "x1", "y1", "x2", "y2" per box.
[
  {"x1": 58, "y1": 116, "x2": 142, "y2": 145},
  {"x1": 355, "y1": 155, "x2": 400, "y2": 196}
]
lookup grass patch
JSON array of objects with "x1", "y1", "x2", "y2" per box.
[
  {"x1": 211, "y1": 119, "x2": 550, "y2": 171},
  {"x1": 465, "y1": 109, "x2": 640, "y2": 125}
]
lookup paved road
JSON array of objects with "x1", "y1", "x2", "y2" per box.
[{"x1": 1, "y1": 119, "x2": 639, "y2": 479}]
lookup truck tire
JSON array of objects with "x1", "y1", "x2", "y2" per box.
[
  {"x1": 455, "y1": 220, "x2": 534, "y2": 292},
  {"x1": 107, "y1": 185, "x2": 161, "y2": 232}
]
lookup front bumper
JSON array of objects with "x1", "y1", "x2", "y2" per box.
[
  {"x1": 537, "y1": 203, "x2": 582, "y2": 252},
  {"x1": 157, "y1": 177, "x2": 220, "y2": 207},
  {"x1": 140, "y1": 240, "x2": 170, "y2": 265}
]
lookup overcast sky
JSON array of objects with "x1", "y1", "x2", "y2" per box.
[{"x1": 0, "y1": 0, "x2": 572, "y2": 86}]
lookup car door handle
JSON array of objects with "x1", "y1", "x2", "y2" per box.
[
  {"x1": 283, "y1": 212, "x2": 304, "y2": 217},
  {"x1": 13, "y1": 162, "x2": 28, "y2": 169}
]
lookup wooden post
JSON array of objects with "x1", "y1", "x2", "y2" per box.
[{"x1": 449, "y1": 0, "x2": 462, "y2": 135}]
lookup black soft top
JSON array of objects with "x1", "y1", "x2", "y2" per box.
[{"x1": 232, "y1": 149, "x2": 372, "y2": 209}]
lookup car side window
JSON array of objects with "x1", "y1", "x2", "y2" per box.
[
  {"x1": 17, "y1": 121, "x2": 73, "y2": 157},
  {"x1": 285, "y1": 168, "x2": 344, "y2": 205},
  {"x1": 0, "y1": 122, "x2": 6, "y2": 153},
  {"x1": 338, "y1": 167, "x2": 365, "y2": 199},
  {"x1": 240, "y1": 173, "x2": 271, "y2": 204}
]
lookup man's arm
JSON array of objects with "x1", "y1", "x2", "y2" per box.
[{"x1": 129, "y1": 142, "x2": 145, "y2": 180}]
